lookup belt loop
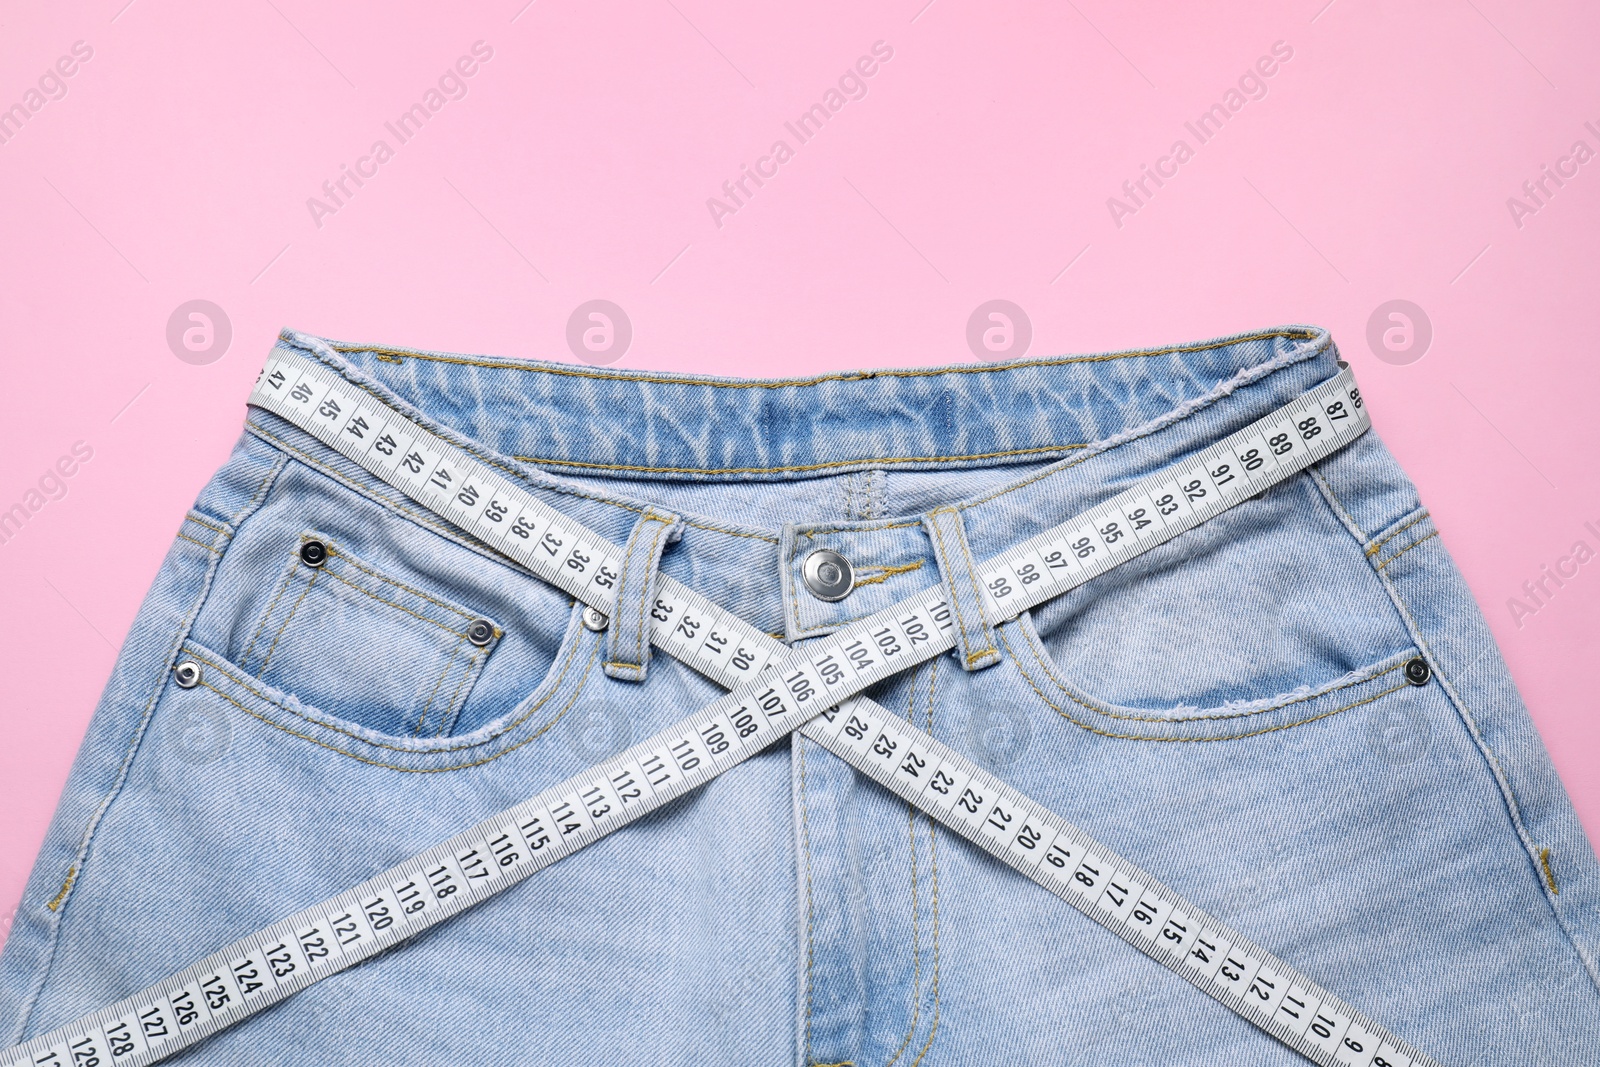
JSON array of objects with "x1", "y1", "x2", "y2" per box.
[
  {"x1": 603, "y1": 508, "x2": 684, "y2": 683},
  {"x1": 922, "y1": 507, "x2": 1002, "y2": 671}
]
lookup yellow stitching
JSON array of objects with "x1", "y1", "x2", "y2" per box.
[
  {"x1": 1541, "y1": 847, "x2": 1559, "y2": 894},
  {"x1": 927, "y1": 513, "x2": 978, "y2": 659},
  {"x1": 947, "y1": 335, "x2": 1332, "y2": 516},
  {"x1": 607, "y1": 515, "x2": 650, "y2": 669},
  {"x1": 270, "y1": 332, "x2": 1329, "y2": 561},
  {"x1": 319, "y1": 566, "x2": 470, "y2": 638},
  {"x1": 1360, "y1": 544, "x2": 1572, "y2": 927},
  {"x1": 183, "y1": 513, "x2": 231, "y2": 537},
  {"x1": 798, "y1": 737, "x2": 818, "y2": 1061},
  {"x1": 242, "y1": 569, "x2": 296, "y2": 667},
  {"x1": 1306, "y1": 466, "x2": 1369, "y2": 542},
  {"x1": 193, "y1": 643, "x2": 596, "y2": 772},
  {"x1": 1366, "y1": 511, "x2": 1432, "y2": 557},
  {"x1": 1005, "y1": 628, "x2": 1413, "y2": 742},
  {"x1": 633, "y1": 519, "x2": 670, "y2": 668},
  {"x1": 911, "y1": 662, "x2": 942, "y2": 1067},
  {"x1": 885, "y1": 670, "x2": 927, "y2": 1067},
  {"x1": 251, "y1": 420, "x2": 778, "y2": 561},
  {"x1": 258, "y1": 570, "x2": 318, "y2": 672},
  {"x1": 1376, "y1": 530, "x2": 1438, "y2": 570},
  {"x1": 207, "y1": 634, "x2": 582, "y2": 752},
  {"x1": 415, "y1": 636, "x2": 465, "y2": 735},
  {"x1": 685, "y1": 520, "x2": 778, "y2": 543},
  {"x1": 325, "y1": 544, "x2": 478, "y2": 621},
  {"x1": 174, "y1": 532, "x2": 220, "y2": 554},
  {"x1": 249, "y1": 417, "x2": 644, "y2": 525},
  {"x1": 934, "y1": 508, "x2": 999, "y2": 663},
  {"x1": 434, "y1": 648, "x2": 484, "y2": 737},
  {"x1": 882, "y1": 805, "x2": 922, "y2": 1067},
  {"x1": 513, "y1": 443, "x2": 1088, "y2": 477},
  {"x1": 851, "y1": 559, "x2": 925, "y2": 588},
  {"x1": 325, "y1": 327, "x2": 1317, "y2": 383},
  {"x1": 229, "y1": 453, "x2": 288, "y2": 526},
  {"x1": 249, "y1": 424, "x2": 515, "y2": 544},
  {"x1": 800, "y1": 518, "x2": 924, "y2": 537},
  {"x1": 788, "y1": 539, "x2": 804, "y2": 636},
  {"x1": 186, "y1": 623, "x2": 588, "y2": 755},
  {"x1": 951, "y1": 508, "x2": 1000, "y2": 658},
  {"x1": 1012, "y1": 619, "x2": 1407, "y2": 723},
  {"x1": 46, "y1": 865, "x2": 79, "y2": 912}
]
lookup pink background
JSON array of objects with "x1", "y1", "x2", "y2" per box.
[{"x1": 2, "y1": 0, "x2": 1597, "y2": 946}]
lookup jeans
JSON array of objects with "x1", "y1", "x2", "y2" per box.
[{"x1": 3, "y1": 325, "x2": 1597, "y2": 1065}]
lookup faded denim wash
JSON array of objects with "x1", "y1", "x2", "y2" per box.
[{"x1": 3, "y1": 325, "x2": 1597, "y2": 1066}]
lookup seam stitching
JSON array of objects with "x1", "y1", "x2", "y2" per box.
[
  {"x1": 798, "y1": 737, "x2": 817, "y2": 1063},
  {"x1": 607, "y1": 513, "x2": 647, "y2": 669},
  {"x1": 257, "y1": 569, "x2": 319, "y2": 672},
  {"x1": 852, "y1": 559, "x2": 925, "y2": 588},
  {"x1": 434, "y1": 647, "x2": 483, "y2": 737},
  {"x1": 324, "y1": 327, "x2": 1317, "y2": 383},
  {"x1": 512, "y1": 443, "x2": 1089, "y2": 477},
  {"x1": 927, "y1": 513, "x2": 979, "y2": 662},
  {"x1": 1319, "y1": 459, "x2": 1600, "y2": 993},
  {"x1": 1003, "y1": 627, "x2": 1411, "y2": 742},
  {"x1": 193, "y1": 642, "x2": 596, "y2": 772},
  {"x1": 912, "y1": 662, "x2": 943, "y2": 1066},
  {"x1": 8, "y1": 450, "x2": 280, "y2": 1045},
  {"x1": 634, "y1": 519, "x2": 669, "y2": 669},
  {"x1": 951, "y1": 336, "x2": 1334, "y2": 514},
  {"x1": 1013, "y1": 618, "x2": 1407, "y2": 723},
  {"x1": 1375, "y1": 530, "x2": 1438, "y2": 570},
  {"x1": 184, "y1": 512, "x2": 231, "y2": 537},
  {"x1": 241, "y1": 568, "x2": 295, "y2": 668},
  {"x1": 414, "y1": 636, "x2": 465, "y2": 736},
  {"x1": 326, "y1": 544, "x2": 480, "y2": 621},
  {"x1": 885, "y1": 666, "x2": 929, "y2": 1067},
  {"x1": 1365, "y1": 510, "x2": 1431, "y2": 557},
  {"x1": 173, "y1": 532, "x2": 221, "y2": 554},
  {"x1": 184, "y1": 618, "x2": 588, "y2": 756},
  {"x1": 319, "y1": 565, "x2": 471, "y2": 638}
]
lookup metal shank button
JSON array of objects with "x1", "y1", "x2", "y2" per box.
[
  {"x1": 802, "y1": 549, "x2": 855, "y2": 602},
  {"x1": 173, "y1": 661, "x2": 203, "y2": 689},
  {"x1": 582, "y1": 606, "x2": 609, "y2": 632}
]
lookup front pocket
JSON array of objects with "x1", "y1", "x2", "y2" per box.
[
  {"x1": 237, "y1": 533, "x2": 502, "y2": 737},
  {"x1": 1003, "y1": 614, "x2": 1419, "y2": 743},
  {"x1": 1004, "y1": 473, "x2": 1421, "y2": 742}
]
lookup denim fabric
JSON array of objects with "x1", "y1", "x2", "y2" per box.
[{"x1": 2, "y1": 325, "x2": 1597, "y2": 1066}]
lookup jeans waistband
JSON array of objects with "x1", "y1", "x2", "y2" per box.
[{"x1": 249, "y1": 325, "x2": 1345, "y2": 639}]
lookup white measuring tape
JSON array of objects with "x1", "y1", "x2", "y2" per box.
[{"x1": 4, "y1": 351, "x2": 1441, "y2": 1067}]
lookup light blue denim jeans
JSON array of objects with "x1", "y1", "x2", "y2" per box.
[{"x1": 3, "y1": 326, "x2": 1597, "y2": 1065}]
